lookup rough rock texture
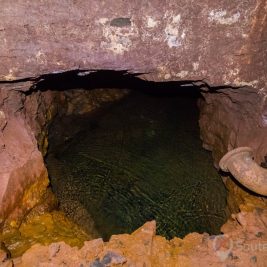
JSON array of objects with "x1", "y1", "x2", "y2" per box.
[
  {"x1": 0, "y1": 211, "x2": 92, "y2": 258},
  {"x1": 2, "y1": 208, "x2": 266, "y2": 267},
  {"x1": 0, "y1": 0, "x2": 266, "y2": 221},
  {"x1": 199, "y1": 87, "x2": 267, "y2": 165},
  {"x1": 0, "y1": 0, "x2": 266, "y2": 89},
  {"x1": 224, "y1": 176, "x2": 267, "y2": 215},
  {"x1": 0, "y1": 0, "x2": 267, "y2": 265},
  {"x1": 0, "y1": 87, "x2": 53, "y2": 226},
  {"x1": 0, "y1": 89, "x2": 49, "y2": 226},
  {"x1": 0, "y1": 87, "x2": 127, "y2": 225}
]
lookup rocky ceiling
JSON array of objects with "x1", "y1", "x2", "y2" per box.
[{"x1": 0, "y1": 0, "x2": 266, "y2": 89}]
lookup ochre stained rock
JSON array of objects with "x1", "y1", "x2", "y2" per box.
[
  {"x1": 0, "y1": 211, "x2": 90, "y2": 258},
  {"x1": 2, "y1": 208, "x2": 266, "y2": 267},
  {"x1": 224, "y1": 176, "x2": 267, "y2": 214},
  {"x1": 0, "y1": 87, "x2": 128, "y2": 227},
  {"x1": 0, "y1": 116, "x2": 49, "y2": 226}
]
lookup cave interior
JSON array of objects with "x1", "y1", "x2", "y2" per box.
[{"x1": 36, "y1": 70, "x2": 230, "y2": 240}]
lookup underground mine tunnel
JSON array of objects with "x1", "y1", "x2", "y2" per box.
[
  {"x1": 1, "y1": 0, "x2": 267, "y2": 265},
  {"x1": 43, "y1": 71, "x2": 228, "y2": 240},
  {"x1": 1, "y1": 71, "x2": 267, "y2": 265}
]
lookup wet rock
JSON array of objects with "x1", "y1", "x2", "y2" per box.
[
  {"x1": 47, "y1": 92, "x2": 227, "y2": 240},
  {"x1": 12, "y1": 213, "x2": 267, "y2": 266},
  {"x1": 0, "y1": 245, "x2": 10, "y2": 262},
  {"x1": 0, "y1": 211, "x2": 89, "y2": 258}
]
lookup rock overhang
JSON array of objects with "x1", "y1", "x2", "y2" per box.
[{"x1": 0, "y1": 0, "x2": 266, "y2": 90}]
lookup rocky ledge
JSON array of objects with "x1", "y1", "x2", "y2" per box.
[{"x1": 1, "y1": 208, "x2": 266, "y2": 267}]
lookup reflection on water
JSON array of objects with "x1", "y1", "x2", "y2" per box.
[{"x1": 47, "y1": 90, "x2": 227, "y2": 240}]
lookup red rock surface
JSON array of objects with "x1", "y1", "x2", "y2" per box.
[
  {"x1": 0, "y1": 208, "x2": 265, "y2": 267},
  {"x1": 199, "y1": 87, "x2": 267, "y2": 166},
  {"x1": 0, "y1": 0, "x2": 266, "y2": 89}
]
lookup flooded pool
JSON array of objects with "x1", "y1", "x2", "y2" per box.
[{"x1": 46, "y1": 89, "x2": 227, "y2": 240}]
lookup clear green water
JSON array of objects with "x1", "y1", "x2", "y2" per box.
[{"x1": 47, "y1": 90, "x2": 227, "y2": 240}]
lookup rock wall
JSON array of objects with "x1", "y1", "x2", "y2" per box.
[
  {"x1": 0, "y1": 0, "x2": 266, "y2": 89},
  {"x1": 0, "y1": 1, "x2": 266, "y2": 261},
  {"x1": 0, "y1": 86, "x2": 127, "y2": 225},
  {"x1": 199, "y1": 86, "x2": 267, "y2": 165},
  {"x1": 0, "y1": 86, "x2": 49, "y2": 226}
]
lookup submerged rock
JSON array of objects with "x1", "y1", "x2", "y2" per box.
[{"x1": 47, "y1": 91, "x2": 227, "y2": 239}]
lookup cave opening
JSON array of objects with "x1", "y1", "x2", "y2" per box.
[{"x1": 41, "y1": 70, "x2": 228, "y2": 241}]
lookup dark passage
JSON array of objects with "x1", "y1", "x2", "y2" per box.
[{"x1": 46, "y1": 82, "x2": 227, "y2": 240}]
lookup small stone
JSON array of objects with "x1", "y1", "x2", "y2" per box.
[
  {"x1": 229, "y1": 252, "x2": 239, "y2": 260},
  {"x1": 255, "y1": 232, "x2": 264, "y2": 238},
  {"x1": 0, "y1": 242, "x2": 11, "y2": 262},
  {"x1": 90, "y1": 258, "x2": 104, "y2": 267},
  {"x1": 0, "y1": 249, "x2": 8, "y2": 262},
  {"x1": 250, "y1": 256, "x2": 257, "y2": 263},
  {"x1": 101, "y1": 251, "x2": 126, "y2": 265},
  {"x1": 101, "y1": 254, "x2": 111, "y2": 265},
  {"x1": 49, "y1": 243, "x2": 60, "y2": 258}
]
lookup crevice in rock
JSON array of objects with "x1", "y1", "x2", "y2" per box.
[{"x1": 28, "y1": 69, "x2": 201, "y2": 93}]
